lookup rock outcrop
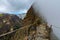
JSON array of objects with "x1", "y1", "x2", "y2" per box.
[{"x1": 10, "y1": 6, "x2": 51, "y2": 40}]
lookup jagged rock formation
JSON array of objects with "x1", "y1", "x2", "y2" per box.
[
  {"x1": 23, "y1": 6, "x2": 43, "y2": 26},
  {"x1": 10, "y1": 6, "x2": 42, "y2": 40},
  {"x1": 10, "y1": 6, "x2": 51, "y2": 40}
]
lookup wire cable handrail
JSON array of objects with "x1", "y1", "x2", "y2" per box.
[
  {"x1": 51, "y1": 25, "x2": 60, "y2": 29},
  {"x1": 0, "y1": 24, "x2": 60, "y2": 37},
  {"x1": 0, "y1": 24, "x2": 32, "y2": 37}
]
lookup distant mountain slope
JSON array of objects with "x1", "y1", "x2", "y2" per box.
[
  {"x1": 0, "y1": 14, "x2": 23, "y2": 35},
  {"x1": 18, "y1": 13, "x2": 26, "y2": 19}
]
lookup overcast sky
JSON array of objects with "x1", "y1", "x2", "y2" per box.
[{"x1": 0, "y1": 0, "x2": 35, "y2": 14}]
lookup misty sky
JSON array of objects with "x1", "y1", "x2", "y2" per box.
[{"x1": 0, "y1": 0, "x2": 35, "y2": 14}]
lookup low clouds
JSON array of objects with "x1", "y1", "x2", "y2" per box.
[{"x1": 0, "y1": 0, "x2": 35, "y2": 14}]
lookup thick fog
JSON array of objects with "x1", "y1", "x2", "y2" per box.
[{"x1": 33, "y1": 0, "x2": 60, "y2": 40}]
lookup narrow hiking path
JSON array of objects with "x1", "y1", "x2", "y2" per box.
[{"x1": 36, "y1": 24, "x2": 50, "y2": 40}]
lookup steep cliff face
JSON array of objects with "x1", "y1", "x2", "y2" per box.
[
  {"x1": 10, "y1": 6, "x2": 51, "y2": 40},
  {"x1": 23, "y1": 6, "x2": 42, "y2": 26},
  {"x1": 0, "y1": 14, "x2": 23, "y2": 35},
  {"x1": 9, "y1": 6, "x2": 42, "y2": 40},
  {"x1": 23, "y1": 6, "x2": 51, "y2": 40}
]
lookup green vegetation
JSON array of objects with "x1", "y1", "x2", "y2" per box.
[{"x1": 0, "y1": 14, "x2": 3, "y2": 16}]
